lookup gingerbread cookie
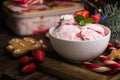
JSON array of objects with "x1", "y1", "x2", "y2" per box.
[
  {"x1": 6, "y1": 37, "x2": 47, "y2": 57},
  {"x1": 108, "y1": 48, "x2": 120, "y2": 60}
]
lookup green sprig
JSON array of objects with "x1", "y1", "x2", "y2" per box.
[{"x1": 75, "y1": 15, "x2": 94, "y2": 26}]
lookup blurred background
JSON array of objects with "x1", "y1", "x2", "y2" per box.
[{"x1": 0, "y1": 0, "x2": 120, "y2": 13}]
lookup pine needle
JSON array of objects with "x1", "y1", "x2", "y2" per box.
[{"x1": 99, "y1": 2, "x2": 120, "y2": 43}]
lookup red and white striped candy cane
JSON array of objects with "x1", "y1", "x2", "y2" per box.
[
  {"x1": 83, "y1": 62, "x2": 117, "y2": 74},
  {"x1": 99, "y1": 55, "x2": 120, "y2": 70}
]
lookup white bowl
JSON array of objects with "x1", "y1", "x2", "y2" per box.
[{"x1": 49, "y1": 26, "x2": 111, "y2": 63}]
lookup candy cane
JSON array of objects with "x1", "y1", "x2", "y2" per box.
[
  {"x1": 99, "y1": 55, "x2": 120, "y2": 70},
  {"x1": 83, "y1": 62, "x2": 116, "y2": 74}
]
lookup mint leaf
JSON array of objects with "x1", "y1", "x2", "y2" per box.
[
  {"x1": 75, "y1": 15, "x2": 85, "y2": 23},
  {"x1": 85, "y1": 18, "x2": 94, "y2": 23},
  {"x1": 79, "y1": 20, "x2": 86, "y2": 26},
  {"x1": 75, "y1": 15, "x2": 94, "y2": 26}
]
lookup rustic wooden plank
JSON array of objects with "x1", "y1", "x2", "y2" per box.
[
  {"x1": 37, "y1": 57, "x2": 108, "y2": 80},
  {"x1": 110, "y1": 73, "x2": 120, "y2": 80},
  {"x1": 21, "y1": 71, "x2": 59, "y2": 80},
  {"x1": 3, "y1": 62, "x2": 20, "y2": 78}
]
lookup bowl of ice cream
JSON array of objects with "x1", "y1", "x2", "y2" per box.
[{"x1": 49, "y1": 11, "x2": 111, "y2": 63}]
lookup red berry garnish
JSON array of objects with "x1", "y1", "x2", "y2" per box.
[
  {"x1": 18, "y1": 56, "x2": 31, "y2": 66},
  {"x1": 22, "y1": 63, "x2": 36, "y2": 74},
  {"x1": 74, "y1": 10, "x2": 89, "y2": 18},
  {"x1": 90, "y1": 14, "x2": 101, "y2": 23},
  {"x1": 32, "y1": 49, "x2": 45, "y2": 62}
]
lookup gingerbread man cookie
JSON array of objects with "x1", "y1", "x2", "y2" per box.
[{"x1": 6, "y1": 37, "x2": 47, "y2": 57}]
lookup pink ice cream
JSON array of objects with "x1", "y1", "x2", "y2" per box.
[
  {"x1": 53, "y1": 15, "x2": 105, "y2": 41},
  {"x1": 54, "y1": 25, "x2": 81, "y2": 41}
]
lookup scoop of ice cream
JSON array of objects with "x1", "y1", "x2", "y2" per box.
[
  {"x1": 85, "y1": 23, "x2": 105, "y2": 36},
  {"x1": 79, "y1": 23, "x2": 105, "y2": 40},
  {"x1": 53, "y1": 25, "x2": 82, "y2": 41},
  {"x1": 59, "y1": 15, "x2": 77, "y2": 25}
]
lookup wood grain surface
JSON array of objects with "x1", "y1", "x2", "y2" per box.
[{"x1": 37, "y1": 57, "x2": 107, "y2": 80}]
